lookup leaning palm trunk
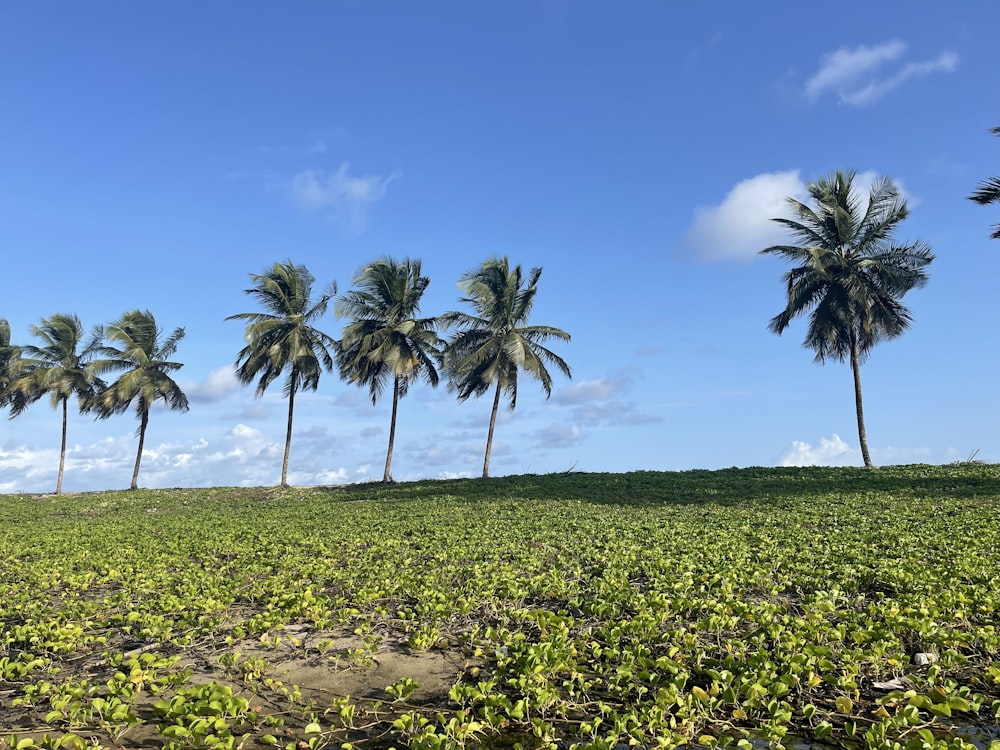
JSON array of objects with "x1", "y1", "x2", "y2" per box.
[
  {"x1": 281, "y1": 373, "x2": 296, "y2": 488},
  {"x1": 131, "y1": 406, "x2": 149, "y2": 491},
  {"x1": 849, "y1": 340, "x2": 873, "y2": 468},
  {"x1": 482, "y1": 380, "x2": 503, "y2": 478},
  {"x1": 57, "y1": 397, "x2": 68, "y2": 495},
  {"x1": 383, "y1": 375, "x2": 401, "y2": 482}
]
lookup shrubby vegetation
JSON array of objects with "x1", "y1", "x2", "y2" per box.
[{"x1": 1, "y1": 465, "x2": 999, "y2": 749}]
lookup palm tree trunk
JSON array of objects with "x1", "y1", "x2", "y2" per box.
[
  {"x1": 131, "y1": 404, "x2": 148, "y2": 491},
  {"x1": 56, "y1": 396, "x2": 68, "y2": 495},
  {"x1": 383, "y1": 374, "x2": 400, "y2": 483},
  {"x1": 483, "y1": 380, "x2": 503, "y2": 478},
  {"x1": 281, "y1": 373, "x2": 296, "y2": 488},
  {"x1": 850, "y1": 341, "x2": 874, "y2": 468}
]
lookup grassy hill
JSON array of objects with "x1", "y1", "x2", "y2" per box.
[{"x1": 2, "y1": 465, "x2": 999, "y2": 750}]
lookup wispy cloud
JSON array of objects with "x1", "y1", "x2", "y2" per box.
[
  {"x1": 685, "y1": 30, "x2": 724, "y2": 69},
  {"x1": 805, "y1": 40, "x2": 958, "y2": 106},
  {"x1": 550, "y1": 372, "x2": 662, "y2": 434},
  {"x1": 291, "y1": 162, "x2": 399, "y2": 231},
  {"x1": 534, "y1": 422, "x2": 583, "y2": 449},
  {"x1": 554, "y1": 376, "x2": 630, "y2": 405},
  {"x1": 258, "y1": 141, "x2": 329, "y2": 155}
]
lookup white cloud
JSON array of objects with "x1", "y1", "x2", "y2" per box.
[
  {"x1": 222, "y1": 423, "x2": 277, "y2": 455},
  {"x1": 841, "y1": 52, "x2": 958, "y2": 106},
  {"x1": 291, "y1": 162, "x2": 398, "y2": 231},
  {"x1": 806, "y1": 40, "x2": 906, "y2": 99},
  {"x1": 776, "y1": 435, "x2": 958, "y2": 468},
  {"x1": 805, "y1": 41, "x2": 958, "y2": 106},
  {"x1": 554, "y1": 376, "x2": 630, "y2": 405},
  {"x1": 184, "y1": 366, "x2": 240, "y2": 403},
  {"x1": 309, "y1": 467, "x2": 349, "y2": 485},
  {"x1": 685, "y1": 169, "x2": 915, "y2": 262},
  {"x1": 0, "y1": 422, "x2": 366, "y2": 493},
  {"x1": 684, "y1": 171, "x2": 806, "y2": 260},
  {"x1": 778, "y1": 434, "x2": 855, "y2": 466},
  {"x1": 535, "y1": 422, "x2": 583, "y2": 449},
  {"x1": 437, "y1": 470, "x2": 475, "y2": 480}
]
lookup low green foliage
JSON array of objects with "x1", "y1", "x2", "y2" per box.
[{"x1": 1, "y1": 465, "x2": 1000, "y2": 750}]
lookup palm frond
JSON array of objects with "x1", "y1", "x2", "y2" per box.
[
  {"x1": 91, "y1": 310, "x2": 189, "y2": 419},
  {"x1": 763, "y1": 171, "x2": 931, "y2": 365},
  {"x1": 442, "y1": 256, "x2": 571, "y2": 410},
  {"x1": 968, "y1": 127, "x2": 1000, "y2": 238},
  {"x1": 334, "y1": 256, "x2": 441, "y2": 404}
]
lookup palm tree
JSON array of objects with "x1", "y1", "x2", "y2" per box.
[
  {"x1": 226, "y1": 260, "x2": 338, "y2": 488},
  {"x1": 91, "y1": 310, "x2": 189, "y2": 490},
  {"x1": 0, "y1": 318, "x2": 27, "y2": 415},
  {"x1": 7, "y1": 314, "x2": 103, "y2": 494},
  {"x1": 442, "y1": 257, "x2": 571, "y2": 478},
  {"x1": 761, "y1": 170, "x2": 933, "y2": 468},
  {"x1": 335, "y1": 257, "x2": 442, "y2": 482},
  {"x1": 969, "y1": 126, "x2": 1000, "y2": 239}
]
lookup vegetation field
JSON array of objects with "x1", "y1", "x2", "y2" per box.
[{"x1": 1, "y1": 466, "x2": 999, "y2": 750}]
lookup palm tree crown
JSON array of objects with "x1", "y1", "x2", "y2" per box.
[
  {"x1": 91, "y1": 310, "x2": 189, "y2": 490},
  {"x1": 336, "y1": 257, "x2": 442, "y2": 482},
  {"x1": 0, "y1": 319, "x2": 24, "y2": 413},
  {"x1": 968, "y1": 126, "x2": 1000, "y2": 239},
  {"x1": 226, "y1": 260, "x2": 338, "y2": 487},
  {"x1": 761, "y1": 170, "x2": 933, "y2": 467},
  {"x1": 8, "y1": 313, "x2": 103, "y2": 493},
  {"x1": 442, "y1": 257, "x2": 571, "y2": 477}
]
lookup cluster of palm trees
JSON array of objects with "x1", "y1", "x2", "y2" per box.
[
  {"x1": 227, "y1": 256, "x2": 571, "y2": 487},
  {"x1": 0, "y1": 311, "x2": 188, "y2": 493},
  {"x1": 0, "y1": 257, "x2": 572, "y2": 492},
  {"x1": 3, "y1": 138, "x2": 998, "y2": 493}
]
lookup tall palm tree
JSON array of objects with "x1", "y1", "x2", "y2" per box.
[
  {"x1": 969, "y1": 126, "x2": 1000, "y2": 239},
  {"x1": 226, "y1": 260, "x2": 338, "y2": 488},
  {"x1": 8, "y1": 313, "x2": 103, "y2": 494},
  {"x1": 335, "y1": 257, "x2": 442, "y2": 482},
  {"x1": 91, "y1": 310, "x2": 189, "y2": 490},
  {"x1": 442, "y1": 257, "x2": 571, "y2": 478},
  {"x1": 761, "y1": 170, "x2": 934, "y2": 468}
]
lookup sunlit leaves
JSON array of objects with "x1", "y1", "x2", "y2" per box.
[{"x1": 1, "y1": 465, "x2": 999, "y2": 749}]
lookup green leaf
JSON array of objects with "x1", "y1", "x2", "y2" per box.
[{"x1": 927, "y1": 702, "x2": 951, "y2": 718}]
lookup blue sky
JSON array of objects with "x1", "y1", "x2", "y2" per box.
[{"x1": 2, "y1": 2, "x2": 999, "y2": 492}]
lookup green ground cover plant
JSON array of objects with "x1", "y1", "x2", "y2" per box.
[{"x1": 1, "y1": 465, "x2": 998, "y2": 750}]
